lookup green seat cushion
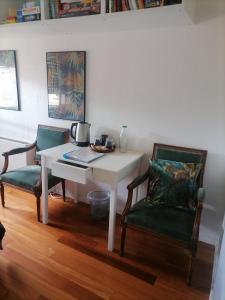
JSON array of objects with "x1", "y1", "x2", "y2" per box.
[
  {"x1": 1, "y1": 165, "x2": 61, "y2": 192},
  {"x1": 125, "y1": 199, "x2": 195, "y2": 243},
  {"x1": 146, "y1": 159, "x2": 201, "y2": 208}
]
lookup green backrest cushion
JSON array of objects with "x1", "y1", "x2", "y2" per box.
[
  {"x1": 146, "y1": 159, "x2": 202, "y2": 208},
  {"x1": 155, "y1": 148, "x2": 202, "y2": 164},
  {"x1": 35, "y1": 127, "x2": 66, "y2": 161}
]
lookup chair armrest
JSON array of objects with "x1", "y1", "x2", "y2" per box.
[
  {"x1": 191, "y1": 187, "x2": 206, "y2": 246},
  {"x1": 127, "y1": 167, "x2": 150, "y2": 191},
  {"x1": 197, "y1": 187, "x2": 205, "y2": 204},
  {"x1": 121, "y1": 167, "x2": 150, "y2": 224},
  {"x1": 2, "y1": 142, "x2": 36, "y2": 157},
  {"x1": 1, "y1": 142, "x2": 36, "y2": 175}
]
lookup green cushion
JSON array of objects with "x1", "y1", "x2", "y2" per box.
[
  {"x1": 125, "y1": 199, "x2": 195, "y2": 243},
  {"x1": 155, "y1": 148, "x2": 202, "y2": 164},
  {"x1": 154, "y1": 159, "x2": 201, "y2": 182},
  {"x1": 146, "y1": 159, "x2": 201, "y2": 208},
  {"x1": 1, "y1": 165, "x2": 61, "y2": 192},
  {"x1": 35, "y1": 127, "x2": 66, "y2": 161}
]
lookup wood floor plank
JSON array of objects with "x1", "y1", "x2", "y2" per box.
[
  {"x1": 0, "y1": 281, "x2": 8, "y2": 299},
  {"x1": 1, "y1": 291, "x2": 21, "y2": 300},
  {"x1": 0, "y1": 187, "x2": 213, "y2": 300},
  {"x1": 2, "y1": 247, "x2": 104, "y2": 300},
  {"x1": 6, "y1": 240, "x2": 113, "y2": 299},
  {"x1": 0, "y1": 255, "x2": 79, "y2": 300}
]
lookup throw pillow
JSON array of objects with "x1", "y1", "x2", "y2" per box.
[{"x1": 145, "y1": 159, "x2": 202, "y2": 208}]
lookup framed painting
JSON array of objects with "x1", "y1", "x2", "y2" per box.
[
  {"x1": 0, "y1": 50, "x2": 20, "y2": 111},
  {"x1": 46, "y1": 51, "x2": 86, "y2": 121}
]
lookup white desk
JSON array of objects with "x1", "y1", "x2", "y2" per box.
[{"x1": 39, "y1": 143, "x2": 143, "y2": 251}]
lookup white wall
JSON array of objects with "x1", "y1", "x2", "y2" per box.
[
  {"x1": 210, "y1": 225, "x2": 225, "y2": 300},
  {"x1": 0, "y1": 9, "x2": 224, "y2": 245},
  {"x1": 0, "y1": 138, "x2": 27, "y2": 171}
]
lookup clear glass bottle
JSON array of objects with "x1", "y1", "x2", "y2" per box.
[{"x1": 119, "y1": 125, "x2": 128, "y2": 153}]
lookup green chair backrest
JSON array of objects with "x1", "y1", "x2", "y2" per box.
[
  {"x1": 155, "y1": 148, "x2": 202, "y2": 164},
  {"x1": 35, "y1": 125, "x2": 69, "y2": 161},
  {"x1": 152, "y1": 143, "x2": 207, "y2": 187}
]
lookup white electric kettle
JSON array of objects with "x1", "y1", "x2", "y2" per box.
[{"x1": 70, "y1": 122, "x2": 91, "y2": 147}]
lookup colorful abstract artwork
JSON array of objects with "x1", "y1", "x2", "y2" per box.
[
  {"x1": 0, "y1": 50, "x2": 20, "y2": 111},
  {"x1": 46, "y1": 51, "x2": 85, "y2": 121}
]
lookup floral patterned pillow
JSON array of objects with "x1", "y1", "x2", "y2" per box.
[{"x1": 145, "y1": 159, "x2": 202, "y2": 208}]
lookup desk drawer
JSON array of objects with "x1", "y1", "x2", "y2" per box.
[{"x1": 52, "y1": 160, "x2": 92, "y2": 184}]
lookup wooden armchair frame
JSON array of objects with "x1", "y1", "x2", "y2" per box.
[
  {"x1": 0, "y1": 125, "x2": 69, "y2": 222},
  {"x1": 120, "y1": 143, "x2": 207, "y2": 285},
  {"x1": 0, "y1": 222, "x2": 5, "y2": 250}
]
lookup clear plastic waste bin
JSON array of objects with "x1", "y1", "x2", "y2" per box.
[{"x1": 87, "y1": 191, "x2": 110, "y2": 220}]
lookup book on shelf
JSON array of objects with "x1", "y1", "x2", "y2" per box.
[
  {"x1": 122, "y1": 0, "x2": 130, "y2": 11},
  {"x1": 144, "y1": 0, "x2": 160, "y2": 8},
  {"x1": 22, "y1": 6, "x2": 41, "y2": 16},
  {"x1": 164, "y1": 0, "x2": 182, "y2": 5},
  {"x1": 49, "y1": 0, "x2": 100, "y2": 18},
  {"x1": 23, "y1": 14, "x2": 41, "y2": 22},
  {"x1": 60, "y1": 0, "x2": 80, "y2": 3},
  {"x1": 59, "y1": 10, "x2": 91, "y2": 17},
  {"x1": 108, "y1": 0, "x2": 181, "y2": 12},
  {"x1": 105, "y1": 0, "x2": 108, "y2": 12},
  {"x1": 49, "y1": 0, "x2": 60, "y2": 18},
  {"x1": 138, "y1": 0, "x2": 145, "y2": 9}
]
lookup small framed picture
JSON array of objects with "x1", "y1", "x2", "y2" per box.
[
  {"x1": 0, "y1": 50, "x2": 20, "y2": 111},
  {"x1": 46, "y1": 51, "x2": 86, "y2": 121}
]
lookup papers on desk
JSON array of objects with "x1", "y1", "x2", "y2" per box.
[{"x1": 63, "y1": 147, "x2": 104, "y2": 163}]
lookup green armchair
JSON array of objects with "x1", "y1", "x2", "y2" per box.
[
  {"x1": 120, "y1": 143, "x2": 207, "y2": 285},
  {"x1": 0, "y1": 125, "x2": 69, "y2": 222}
]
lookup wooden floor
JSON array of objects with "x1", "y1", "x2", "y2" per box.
[{"x1": 0, "y1": 187, "x2": 214, "y2": 300}]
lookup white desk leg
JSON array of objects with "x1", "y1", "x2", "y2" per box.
[
  {"x1": 108, "y1": 180, "x2": 118, "y2": 251},
  {"x1": 41, "y1": 156, "x2": 48, "y2": 224},
  {"x1": 133, "y1": 159, "x2": 142, "y2": 204}
]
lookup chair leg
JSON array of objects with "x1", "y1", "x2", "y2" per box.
[
  {"x1": 120, "y1": 224, "x2": 127, "y2": 257},
  {"x1": 187, "y1": 248, "x2": 195, "y2": 285},
  {"x1": 62, "y1": 180, "x2": 66, "y2": 202},
  {"x1": 0, "y1": 183, "x2": 5, "y2": 207},
  {"x1": 36, "y1": 195, "x2": 41, "y2": 222},
  {"x1": 193, "y1": 243, "x2": 198, "y2": 258}
]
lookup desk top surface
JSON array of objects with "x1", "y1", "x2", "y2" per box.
[{"x1": 38, "y1": 143, "x2": 144, "y2": 173}]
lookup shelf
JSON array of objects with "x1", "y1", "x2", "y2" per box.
[{"x1": 0, "y1": 0, "x2": 196, "y2": 37}]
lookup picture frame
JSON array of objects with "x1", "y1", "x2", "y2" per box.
[
  {"x1": 0, "y1": 50, "x2": 20, "y2": 111},
  {"x1": 46, "y1": 51, "x2": 86, "y2": 121}
]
